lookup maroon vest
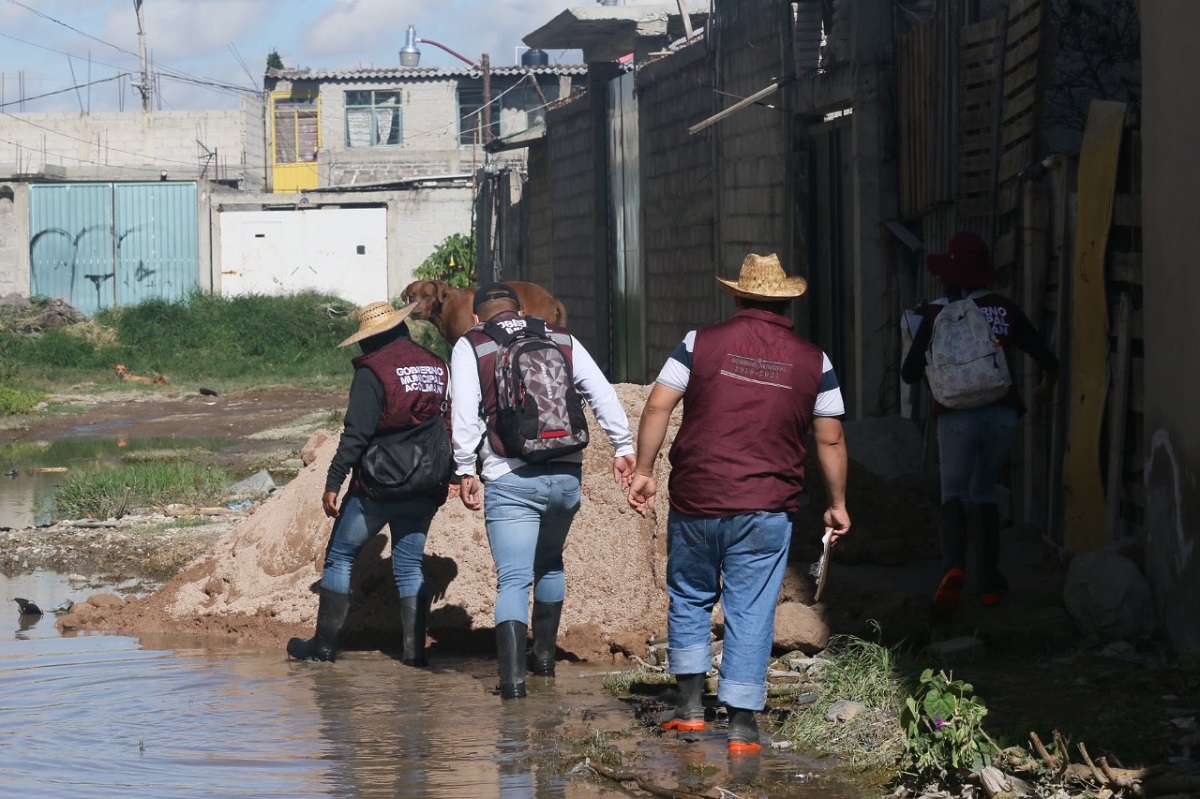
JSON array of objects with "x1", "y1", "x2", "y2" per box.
[
  {"x1": 352, "y1": 338, "x2": 448, "y2": 433},
  {"x1": 668, "y1": 309, "x2": 824, "y2": 516},
  {"x1": 464, "y1": 310, "x2": 574, "y2": 458}
]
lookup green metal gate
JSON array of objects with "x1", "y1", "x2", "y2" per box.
[{"x1": 29, "y1": 182, "x2": 199, "y2": 316}]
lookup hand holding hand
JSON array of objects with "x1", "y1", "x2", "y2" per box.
[
  {"x1": 613, "y1": 454, "x2": 637, "y2": 489},
  {"x1": 459, "y1": 475, "x2": 483, "y2": 511},
  {"x1": 627, "y1": 473, "x2": 657, "y2": 518}
]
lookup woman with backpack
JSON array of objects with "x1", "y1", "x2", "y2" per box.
[
  {"x1": 287, "y1": 300, "x2": 452, "y2": 666},
  {"x1": 901, "y1": 232, "x2": 1058, "y2": 615}
]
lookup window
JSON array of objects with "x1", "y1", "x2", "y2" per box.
[
  {"x1": 345, "y1": 90, "x2": 402, "y2": 147},
  {"x1": 457, "y1": 86, "x2": 501, "y2": 146},
  {"x1": 273, "y1": 94, "x2": 319, "y2": 163}
]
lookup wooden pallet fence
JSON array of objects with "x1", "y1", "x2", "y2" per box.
[{"x1": 957, "y1": 18, "x2": 1002, "y2": 223}]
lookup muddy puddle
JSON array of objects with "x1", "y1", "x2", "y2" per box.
[
  {"x1": 2, "y1": 571, "x2": 856, "y2": 799},
  {"x1": 0, "y1": 436, "x2": 239, "y2": 529}
]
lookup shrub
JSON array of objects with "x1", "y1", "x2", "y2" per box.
[
  {"x1": 900, "y1": 668, "x2": 999, "y2": 780},
  {"x1": 412, "y1": 233, "x2": 476, "y2": 288}
]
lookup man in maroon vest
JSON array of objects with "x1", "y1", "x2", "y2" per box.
[
  {"x1": 628, "y1": 253, "x2": 851, "y2": 754},
  {"x1": 288, "y1": 301, "x2": 451, "y2": 666}
]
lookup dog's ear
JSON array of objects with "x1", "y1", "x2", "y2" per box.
[
  {"x1": 433, "y1": 280, "x2": 450, "y2": 306},
  {"x1": 400, "y1": 281, "x2": 416, "y2": 303}
]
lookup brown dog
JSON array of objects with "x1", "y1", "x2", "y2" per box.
[
  {"x1": 400, "y1": 279, "x2": 568, "y2": 345},
  {"x1": 114, "y1": 364, "x2": 168, "y2": 385}
]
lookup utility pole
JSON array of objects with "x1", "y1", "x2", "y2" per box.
[
  {"x1": 134, "y1": 0, "x2": 150, "y2": 111},
  {"x1": 481, "y1": 53, "x2": 492, "y2": 143}
]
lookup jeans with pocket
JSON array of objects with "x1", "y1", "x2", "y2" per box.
[
  {"x1": 320, "y1": 492, "x2": 438, "y2": 599},
  {"x1": 483, "y1": 463, "x2": 582, "y2": 625},
  {"x1": 937, "y1": 405, "x2": 1019, "y2": 503},
  {"x1": 665, "y1": 508, "x2": 792, "y2": 711}
]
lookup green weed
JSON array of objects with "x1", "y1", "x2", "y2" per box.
[
  {"x1": 899, "y1": 669, "x2": 999, "y2": 781},
  {"x1": 0, "y1": 384, "x2": 47, "y2": 416},
  {"x1": 52, "y1": 460, "x2": 230, "y2": 519},
  {"x1": 777, "y1": 635, "x2": 907, "y2": 772}
]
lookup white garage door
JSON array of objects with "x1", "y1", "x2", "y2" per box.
[{"x1": 219, "y1": 207, "x2": 387, "y2": 307}]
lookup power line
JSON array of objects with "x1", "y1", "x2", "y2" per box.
[{"x1": 0, "y1": 73, "x2": 127, "y2": 109}]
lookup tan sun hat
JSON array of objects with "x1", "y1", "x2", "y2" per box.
[
  {"x1": 337, "y1": 301, "x2": 418, "y2": 348},
  {"x1": 717, "y1": 253, "x2": 808, "y2": 300}
]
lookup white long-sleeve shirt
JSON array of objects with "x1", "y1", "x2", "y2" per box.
[{"x1": 450, "y1": 325, "x2": 634, "y2": 483}]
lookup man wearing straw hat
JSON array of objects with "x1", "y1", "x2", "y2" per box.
[
  {"x1": 287, "y1": 301, "x2": 452, "y2": 666},
  {"x1": 628, "y1": 253, "x2": 851, "y2": 754}
]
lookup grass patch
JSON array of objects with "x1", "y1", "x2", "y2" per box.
[
  {"x1": 0, "y1": 384, "x2": 47, "y2": 415},
  {"x1": 602, "y1": 666, "x2": 675, "y2": 696},
  {"x1": 777, "y1": 635, "x2": 907, "y2": 772},
  {"x1": 52, "y1": 460, "x2": 230, "y2": 519},
  {"x1": 0, "y1": 291, "x2": 367, "y2": 391}
]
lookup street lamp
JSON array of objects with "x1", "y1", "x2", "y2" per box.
[{"x1": 399, "y1": 25, "x2": 492, "y2": 142}]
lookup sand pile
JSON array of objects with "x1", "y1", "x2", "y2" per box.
[{"x1": 62, "y1": 384, "x2": 673, "y2": 661}]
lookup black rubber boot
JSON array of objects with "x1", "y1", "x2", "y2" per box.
[
  {"x1": 976, "y1": 503, "x2": 1009, "y2": 603},
  {"x1": 287, "y1": 588, "x2": 349, "y2": 662},
  {"x1": 659, "y1": 672, "x2": 706, "y2": 731},
  {"x1": 940, "y1": 499, "x2": 966, "y2": 573},
  {"x1": 528, "y1": 601, "x2": 562, "y2": 677},
  {"x1": 727, "y1": 707, "x2": 763, "y2": 754},
  {"x1": 400, "y1": 594, "x2": 429, "y2": 667},
  {"x1": 496, "y1": 620, "x2": 528, "y2": 699}
]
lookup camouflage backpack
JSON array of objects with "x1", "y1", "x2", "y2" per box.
[{"x1": 474, "y1": 318, "x2": 590, "y2": 462}]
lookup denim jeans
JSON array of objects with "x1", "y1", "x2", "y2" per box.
[
  {"x1": 320, "y1": 492, "x2": 438, "y2": 599},
  {"x1": 483, "y1": 463, "x2": 582, "y2": 625},
  {"x1": 665, "y1": 508, "x2": 792, "y2": 711},
  {"x1": 937, "y1": 405, "x2": 1019, "y2": 503}
]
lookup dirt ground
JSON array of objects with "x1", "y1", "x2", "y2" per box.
[{"x1": 3, "y1": 386, "x2": 1198, "y2": 776}]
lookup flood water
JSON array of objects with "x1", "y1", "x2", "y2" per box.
[
  {"x1": 0, "y1": 435, "x2": 235, "y2": 529},
  {"x1": 1, "y1": 572, "x2": 852, "y2": 798}
]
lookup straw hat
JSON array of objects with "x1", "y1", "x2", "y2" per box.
[
  {"x1": 337, "y1": 301, "x2": 418, "y2": 348},
  {"x1": 717, "y1": 253, "x2": 808, "y2": 300}
]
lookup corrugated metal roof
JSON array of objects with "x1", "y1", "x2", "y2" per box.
[{"x1": 266, "y1": 65, "x2": 587, "y2": 81}]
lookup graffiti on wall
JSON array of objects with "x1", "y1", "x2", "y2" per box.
[
  {"x1": 29, "y1": 223, "x2": 159, "y2": 312},
  {"x1": 1145, "y1": 428, "x2": 1195, "y2": 578}
]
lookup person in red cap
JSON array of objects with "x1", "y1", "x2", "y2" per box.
[{"x1": 901, "y1": 232, "x2": 1058, "y2": 614}]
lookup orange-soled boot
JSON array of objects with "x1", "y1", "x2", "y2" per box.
[
  {"x1": 933, "y1": 567, "x2": 966, "y2": 616},
  {"x1": 660, "y1": 673, "x2": 706, "y2": 732},
  {"x1": 727, "y1": 708, "x2": 763, "y2": 755},
  {"x1": 980, "y1": 586, "x2": 1009, "y2": 606}
]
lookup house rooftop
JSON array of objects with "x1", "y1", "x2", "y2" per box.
[
  {"x1": 523, "y1": 2, "x2": 708, "y2": 62},
  {"x1": 266, "y1": 65, "x2": 587, "y2": 82}
]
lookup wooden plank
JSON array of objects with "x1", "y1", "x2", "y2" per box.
[
  {"x1": 1003, "y1": 59, "x2": 1041, "y2": 98},
  {"x1": 960, "y1": 20, "x2": 1000, "y2": 46},
  {"x1": 1007, "y1": 5, "x2": 1044, "y2": 45},
  {"x1": 1002, "y1": 113, "x2": 1037, "y2": 146},
  {"x1": 1104, "y1": 292, "x2": 1133, "y2": 540},
  {"x1": 999, "y1": 141, "x2": 1035, "y2": 181},
  {"x1": 1004, "y1": 31, "x2": 1043, "y2": 70},
  {"x1": 1007, "y1": 0, "x2": 1045, "y2": 19},
  {"x1": 963, "y1": 85, "x2": 997, "y2": 107},
  {"x1": 958, "y1": 197, "x2": 991, "y2": 218},
  {"x1": 1063, "y1": 100, "x2": 1127, "y2": 554},
  {"x1": 962, "y1": 63, "x2": 999, "y2": 88},
  {"x1": 962, "y1": 108, "x2": 993, "y2": 130}
]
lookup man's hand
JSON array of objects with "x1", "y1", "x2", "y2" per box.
[
  {"x1": 824, "y1": 506, "x2": 851, "y2": 540},
  {"x1": 627, "y1": 473, "x2": 657, "y2": 517},
  {"x1": 613, "y1": 454, "x2": 636, "y2": 489},
  {"x1": 322, "y1": 491, "x2": 340, "y2": 519},
  {"x1": 459, "y1": 474, "x2": 483, "y2": 511}
]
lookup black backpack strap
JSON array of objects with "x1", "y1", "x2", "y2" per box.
[
  {"x1": 523, "y1": 317, "x2": 547, "y2": 337},
  {"x1": 481, "y1": 320, "x2": 514, "y2": 347}
]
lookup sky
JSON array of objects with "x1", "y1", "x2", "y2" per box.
[{"x1": 0, "y1": 0, "x2": 586, "y2": 113}]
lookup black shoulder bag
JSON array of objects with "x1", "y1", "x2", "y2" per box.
[{"x1": 358, "y1": 412, "x2": 453, "y2": 501}]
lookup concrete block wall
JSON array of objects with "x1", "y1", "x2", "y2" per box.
[
  {"x1": 524, "y1": 140, "x2": 553, "y2": 290},
  {"x1": 637, "y1": 45, "x2": 718, "y2": 379},
  {"x1": 0, "y1": 182, "x2": 29, "y2": 297},
  {"x1": 715, "y1": 0, "x2": 791, "y2": 308},
  {"x1": 545, "y1": 96, "x2": 601, "y2": 353},
  {"x1": 0, "y1": 110, "x2": 249, "y2": 183}
]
